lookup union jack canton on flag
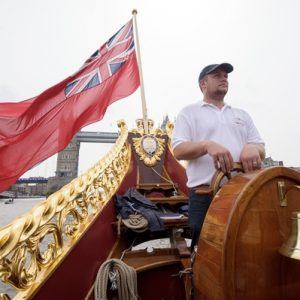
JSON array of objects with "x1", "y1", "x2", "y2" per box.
[{"x1": 65, "y1": 20, "x2": 135, "y2": 97}]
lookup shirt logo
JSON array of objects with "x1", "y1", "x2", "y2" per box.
[{"x1": 232, "y1": 117, "x2": 246, "y2": 126}]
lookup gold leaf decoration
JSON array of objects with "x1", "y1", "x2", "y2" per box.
[
  {"x1": 0, "y1": 120, "x2": 131, "y2": 298},
  {"x1": 132, "y1": 134, "x2": 165, "y2": 167}
]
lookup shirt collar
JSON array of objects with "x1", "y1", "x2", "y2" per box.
[{"x1": 200, "y1": 100, "x2": 231, "y2": 110}]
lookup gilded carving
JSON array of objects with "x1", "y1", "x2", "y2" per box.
[
  {"x1": 132, "y1": 134, "x2": 165, "y2": 167},
  {"x1": 165, "y1": 121, "x2": 174, "y2": 139},
  {"x1": 131, "y1": 119, "x2": 168, "y2": 166},
  {"x1": 0, "y1": 222, "x2": 62, "y2": 290},
  {"x1": 0, "y1": 120, "x2": 131, "y2": 298}
]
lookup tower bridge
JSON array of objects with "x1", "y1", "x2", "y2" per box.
[
  {"x1": 47, "y1": 131, "x2": 118, "y2": 191},
  {"x1": 76, "y1": 131, "x2": 118, "y2": 143}
]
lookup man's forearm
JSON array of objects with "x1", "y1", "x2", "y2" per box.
[
  {"x1": 173, "y1": 141, "x2": 209, "y2": 160},
  {"x1": 173, "y1": 140, "x2": 234, "y2": 172}
]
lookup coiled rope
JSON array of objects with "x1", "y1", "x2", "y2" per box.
[
  {"x1": 94, "y1": 258, "x2": 137, "y2": 300},
  {"x1": 122, "y1": 214, "x2": 148, "y2": 233}
]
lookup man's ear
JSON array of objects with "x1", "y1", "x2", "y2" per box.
[{"x1": 199, "y1": 79, "x2": 205, "y2": 92}]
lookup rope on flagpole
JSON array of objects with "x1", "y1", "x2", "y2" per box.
[{"x1": 132, "y1": 9, "x2": 149, "y2": 134}]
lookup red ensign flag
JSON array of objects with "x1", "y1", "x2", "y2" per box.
[{"x1": 0, "y1": 19, "x2": 139, "y2": 192}]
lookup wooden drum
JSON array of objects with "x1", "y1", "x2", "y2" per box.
[{"x1": 193, "y1": 166, "x2": 300, "y2": 300}]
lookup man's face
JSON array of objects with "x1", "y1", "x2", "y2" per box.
[{"x1": 201, "y1": 68, "x2": 229, "y2": 97}]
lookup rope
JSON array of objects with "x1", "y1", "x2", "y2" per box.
[
  {"x1": 94, "y1": 259, "x2": 137, "y2": 300},
  {"x1": 151, "y1": 167, "x2": 179, "y2": 195},
  {"x1": 122, "y1": 214, "x2": 148, "y2": 233},
  {"x1": 120, "y1": 237, "x2": 137, "y2": 261}
]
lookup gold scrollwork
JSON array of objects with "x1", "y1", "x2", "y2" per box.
[
  {"x1": 165, "y1": 121, "x2": 174, "y2": 137},
  {"x1": 0, "y1": 223, "x2": 62, "y2": 290},
  {"x1": 0, "y1": 120, "x2": 131, "y2": 298},
  {"x1": 132, "y1": 135, "x2": 165, "y2": 167}
]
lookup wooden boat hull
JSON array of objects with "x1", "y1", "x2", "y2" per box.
[{"x1": 194, "y1": 167, "x2": 300, "y2": 300}]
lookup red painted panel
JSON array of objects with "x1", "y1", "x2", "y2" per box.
[
  {"x1": 117, "y1": 148, "x2": 138, "y2": 195},
  {"x1": 33, "y1": 200, "x2": 117, "y2": 300},
  {"x1": 165, "y1": 148, "x2": 188, "y2": 195},
  {"x1": 137, "y1": 264, "x2": 186, "y2": 300}
]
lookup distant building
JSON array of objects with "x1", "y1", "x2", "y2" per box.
[
  {"x1": 47, "y1": 136, "x2": 80, "y2": 193},
  {"x1": 160, "y1": 115, "x2": 170, "y2": 132},
  {"x1": 9, "y1": 177, "x2": 48, "y2": 196},
  {"x1": 263, "y1": 156, "x2": 284, "y2": 168},
  {"x1": 26, "y1": 182, "x2": 48, "y2": 196}
]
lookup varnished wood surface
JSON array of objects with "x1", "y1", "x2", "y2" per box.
[
  {"x1": 123, "y1": 248, "x2": 181, "y2": 271},
  {"x1": 147, "y1": 194, "x2": 188, "y2": 204},
  {"x1": 193, "y1": 167, "x2": 300, "y2": 300},
  {"x1": 137, "y1": 182, "x2": 178, "y2": 190},
  {"x1": 112, "y1": 216, "x2": 188, "y2": 231}
]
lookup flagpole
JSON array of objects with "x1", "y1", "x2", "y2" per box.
[{"x1": 132, "y1": 9, "x2": 149, "y2": 134}]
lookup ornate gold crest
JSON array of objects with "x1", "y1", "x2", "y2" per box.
[{"x1": 132, "y1": 134, "x2": 165, "y2": 166}]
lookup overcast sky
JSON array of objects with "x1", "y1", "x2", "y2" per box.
[{"x1": 0, "y1": 0, "x2": 299, "y2": 178}]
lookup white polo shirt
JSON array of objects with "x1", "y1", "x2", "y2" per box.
[{"x1": 172, "y1": 101, "x2": 264, "y2": 188}]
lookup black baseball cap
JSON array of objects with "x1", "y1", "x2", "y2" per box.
[{"x1": 198, "y1": 63, "x2": 233, "y2": 82}]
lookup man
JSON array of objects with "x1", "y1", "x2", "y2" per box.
[{"x1": 171, "y1": 63, "x2": 265, "y2": 250}]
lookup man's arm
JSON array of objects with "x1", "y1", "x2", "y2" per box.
[
  {"x1": 240, "y1": 143, "x2": 265, "y2": 172},
  {"x1": 173, "y1": 140, "x2": 234, "y2": 173},
  {"x1": 240, "y1": 109, "x2": 265, "y2": 172}
]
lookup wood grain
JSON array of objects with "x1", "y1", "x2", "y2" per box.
[{"x1": 193, "y1": 167, "x2": 300, "y2": 300}]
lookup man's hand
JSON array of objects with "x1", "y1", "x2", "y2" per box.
[
  {"x1": 173, "y1": 140, "x2": 234, "y2": 173},
  {"x1": 240, "y1": 144, "x2": 263, "y2": 172},
  {"x1": 205, "y1": 141, "x2": 234, "y2": 173}
]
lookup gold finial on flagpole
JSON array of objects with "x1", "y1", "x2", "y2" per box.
[{"x1": 132, "y1": 9, "x2": 149, "y2": 134}]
